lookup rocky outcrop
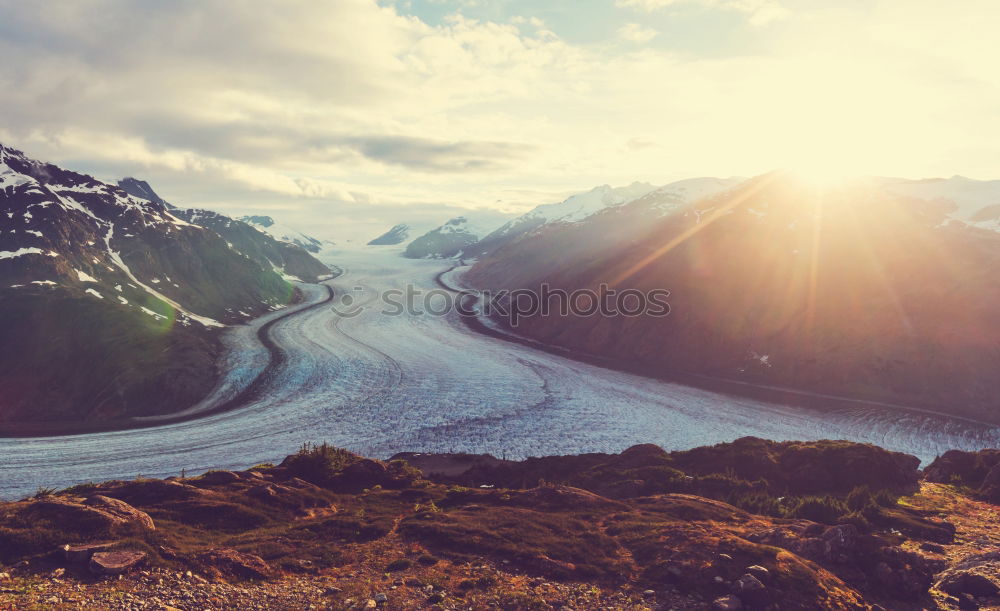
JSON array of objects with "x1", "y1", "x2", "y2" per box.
[
  {"x1": 62, "y1": 541, "x2": 115, "y2": 563},
  {"x1": 198, "y1": 549, "x2": 273, "y2": 580},
  {"x1": 935, "y1": 552, "x2": 1000, "y2": 601},
  {"x1": 924, "y1": 450, "x2": 1000, "y2": 501},
  {"x1": 25, "y1": 495, "x2": 154, "y2": 536},
  {"x1": 89, "y1": 550, "x2": 147, "y2": 575}
]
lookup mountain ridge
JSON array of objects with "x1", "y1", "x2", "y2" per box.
[{"x1": 0, "y1": 144, "x2": 303, "y2": 424}]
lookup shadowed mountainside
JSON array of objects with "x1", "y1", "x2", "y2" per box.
[{"x1": 467, "y1": 173, "x2": 1000, "y2": 423}]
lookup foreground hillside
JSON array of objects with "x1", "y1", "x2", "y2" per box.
[
  {"x1": 1, "y1": 438, "x2": 998, "y2": 610},
  {"x1": 0, "y1": 145, "x2": 313, "y2": 425},
  {"x1": 467, "y1": 173, "x2": 1000, "y2": 423}
]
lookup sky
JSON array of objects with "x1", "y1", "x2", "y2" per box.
[{"x1": 1, "y1": 0, "x2": 998, "y2": 241}]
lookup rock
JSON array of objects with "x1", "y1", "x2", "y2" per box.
[
  {"x1": 745, "y1": 565, "x2": 769, "y2": 583},
  {"x1": 957, "y1": 593, "x2": 979, "y2": 610},
  {"x1": 50, "y1": 567, "x2": 65, "y2": 578},
  {"x1": 821, "y1": 524, "x2": 858, "y2": 551},
  {"x1": 198, "y1": 548, "x2": 273, "y2": 580},
  {"x1": 247, "y1": 483, "x2": 283, "y2": 500},
  {"x1": 197, "y1": 470, "x2": 243, "y2": 485},
  {"x1": 63, "y1": 541, "x2": 116, "y2": 563},
  {"x1": 426, "y1": 593, "x2": 444, "y2": 604},
  {"x1": 980, "y1": 463, "x2": 1000, "y2": 501},
  {"x1": 874, "y1": 562, "x2": 894, "y2": 585},
  {"x1": 84, "y1": 495, "x2": 156, "y2": 531},
  {"x1": 0, "y1": 572, "x2": 10, "y2": 581},
  {"x1": 323, "y1": 586, "x2": 343, "y2": 595},
  {"x1": 937, "y1": 571, "x2": 1000, "y2": 597},
  {"x1": 27, "y1": 496, "x2": 154, "y2": 535},
  {"x1": 285, "y1": 477, "x2": 322, "y2": 490},
  {"x1": 364, "y1": 599, "x2": 377, "y2": 609},
  {"x1": 374, "y1": 592, "x2": 388, "y2": 603},
  {"x1": 89, "y1": 550, "x2": 147, "y2": 575},
  {"x1": 713, "y1": 594, "x2": 743, "y2": 610},
  {"x1": 920, "y1": 542, "x2": 946, "y2": 554},
  {"x1": 642, "y1": 589, "x2": 656, "y2": 597},
  {"x1": 733, "y1": 573, "x2": 768, "y2": 607}
]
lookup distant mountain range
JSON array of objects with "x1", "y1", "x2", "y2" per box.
[
  {"x1": 466, "y1": 172, "x2": 1000, "y2": 422},
  {"x1": 238, "y1": 215, "x2": 325, "y2": 254},
  {"x1": 403, "y1": 216, "x2": 494, "y2": 259},
  {"x1": 367, "y1": 223, "x2": 413, "y2": 246},
  {"x1": 378, "y1": 179, "x2": 741, "y2": 260},
  {"x1": 0, "y1": 144, "x2": 329, "y2": 426}
]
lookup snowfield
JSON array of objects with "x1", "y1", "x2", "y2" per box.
[{"x1": 2, "y1": 246, "x2": 1000, "y2": 499}]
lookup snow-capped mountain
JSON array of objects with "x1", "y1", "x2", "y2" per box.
[
  {"x1": 879, "y1": 176, "x2": 1000, "y2": 231},
  {"x1": 118, "y1": 177, "x2": 170, "y2": 207},
  {"x1": 368, "y1": 223, "x2": 413, "y2": 246},
  {"x1": 464, "y1": 181, "x2": 677, "y2": 258},
  {"x1": 466, "y1": 172, "x2": 1000, "y2": 423},
  {"x1": 0, "y1": 144, "x2": 299, "y2": 424},
  {"x1": 239, "y1": 215, "x2": 324, "y2": 253},
  {"x1": 404, "y1": 216, "x2": 502, "y2": 259},
  {"x1": 118, "y1": 179, "x2": 331, "y2": 283}
]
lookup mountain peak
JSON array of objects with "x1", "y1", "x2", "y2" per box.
[
  {"x1": 118, "y1": 177, "x2": 169, "y2": 207},
  {"x1": 241, "y1": 215, "x2": 276, "y2": 228}
]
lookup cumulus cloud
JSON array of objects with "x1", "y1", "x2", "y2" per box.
[{"x1": 0, "y1": 0, "x2": 998, "y2": 241}]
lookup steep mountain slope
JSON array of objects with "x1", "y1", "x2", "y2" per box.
[
  {"x1": 239, "y1": 215, "x2": 324, "y2": 253},
  {"x1": 0, "y1": 144, "x2": 297, "y2": 424},
  {"x1": 117, "y1": 179, "x2": 331, "y2": 283},
  {"x1": 467, "y1": 173, "x2": 1000, "y2": 422},
  {"x1": 404, "y1": 216, "x2": 499, "y2": 259},
  {"x1": 367, "y1": 223, "x2": 412, "y2": 246},
  {"x1": 117, "y1": 177, "x2": 169, "y2": 207}
]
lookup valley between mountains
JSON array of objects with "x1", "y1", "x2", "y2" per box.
[{"x1": 4, "y1": 247, "x2": 1000, "y2": 501}]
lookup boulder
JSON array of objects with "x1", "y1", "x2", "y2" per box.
[
  {"x1": 198, "y1": 548, "x2": 272, "y2": 580},
  {"x1": 63, "y1": 541, "x2": 115, "y2": 563},
  {"x1": 937, "y1": 571, "x2": 1000, "y2": 598},
  {"x1": 733, "y1": 573, "x2": 769, "y2": 607},
  {"x1": 197, "y1": 471, "x2": 243, "y2": 485},
  {"x1": 979, "y1": 463, "x2": 1000, "y2": 501},
  {"x1": 89, "y1": 550, "x2": 146, "y2": 575},
  {"x1": 713, "y1": 594, "x2": 744, "y2": 610},
  {"x1": 745, "y1": 565, "x2": 769, "y2": 584},
  {"x1": 84, "y1": 495, "x2": 156, "y2": 531},
  {"x1": 27, "y1": 495, "x2": 154, "y2": 536}
]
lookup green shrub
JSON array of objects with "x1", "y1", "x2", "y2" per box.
[
  {"x1": 784, "y1": 496, "x2": 847, "y2": 523},
  {"x1": 281, "y1": 442, "x2": 359, "y2": 484}
]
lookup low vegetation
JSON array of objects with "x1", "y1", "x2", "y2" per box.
[{"x1": 0, "y1": 438, "x2": 994, "y2": 610}]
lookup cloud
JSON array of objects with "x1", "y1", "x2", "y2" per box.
[
  {"x1": 0, "y1": 0, "x2": 998, "y2": 242},
  {"x1": 615, "y1": 0, "x2": 789, "y2": 26},
  {"x1": 345, "y1": 136, "x2": 532, "y2": 172},
  {"x1": 617, "y1": 23, "x2": 660, "y2": 44}
]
